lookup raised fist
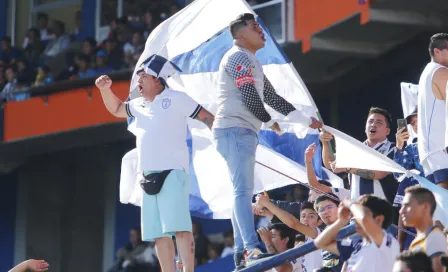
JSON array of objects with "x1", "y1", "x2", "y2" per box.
[{"x1": 95, "y1": 75, "x2": 112, "y2": 90}]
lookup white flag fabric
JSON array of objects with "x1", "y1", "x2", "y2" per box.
[
  {"x1": 324, "y1": 126, "x2": 406, "y2": 174},
  {"x1": 121, "y1": 0, "x2": 343, "y2": 219},
  {"x1": 323, "y1": 125, "x2": 448, "y2": 226},
  {"x1": 400, "y1": 82, "x2": 418, "y2": 143},
  {"x1": 119, "y1": 148, "x2": 142, "y2": 206},
  {"x1": 412, "y1": 174, "x2": 448, "y2": 228}
]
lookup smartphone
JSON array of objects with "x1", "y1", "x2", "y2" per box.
[{"x1": 397, "y1": 118, "x2": 408, "y2": 133}]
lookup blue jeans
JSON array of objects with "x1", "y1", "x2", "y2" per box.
[{"x1": 213, "y1": 127, "x2": 260, "y2": 254}]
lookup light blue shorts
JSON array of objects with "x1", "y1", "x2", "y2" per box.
[{"x1": 141, "y1": 169, "x2": 192, "y2": 241}]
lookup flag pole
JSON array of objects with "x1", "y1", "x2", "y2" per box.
[{"x1": 316, "y1": 111, "x2": 335, "y2": 161}]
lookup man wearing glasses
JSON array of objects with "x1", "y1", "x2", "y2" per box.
[{"x1": 313, "y1": 194, "x2": 350, "y2": 272}]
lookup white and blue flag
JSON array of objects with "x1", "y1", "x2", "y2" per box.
[{"x1": 120, "y1": 0, "x2": 343, "y2": 219}]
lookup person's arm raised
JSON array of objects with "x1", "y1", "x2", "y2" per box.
[
  {"x1": 96, "y1": 75, "x2": 129, "y2": 118},
  {"x1": 305, "y1": 143, "x2": 332, "y2": 194},
  {"x1": 257, "y1": 192, "x2": 319, "y2": 239},
  {"x1": 343, "y1": 199, "x2": 384, "y2": 247},
  {"x1": 314, "y1": 204, "x2": 351, "y2": 255}
]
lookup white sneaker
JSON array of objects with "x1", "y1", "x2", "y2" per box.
[{"x1": 244, "y1": 247, "x2": 269, "y2": 267}]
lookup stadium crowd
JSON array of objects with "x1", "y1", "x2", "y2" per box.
[
  {"x1": 0, "y1": 1, "x2": 182, "y2": 102},
  {"x1": 4, "y1": 1, "x2": 448, "y2": 272},
  {"x1": 0, "y1": 0, "x2": 272, "y2": 103}
]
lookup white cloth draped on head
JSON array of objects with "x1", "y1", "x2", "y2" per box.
[
  {"x1": 135, "y1": 54, "x2": 181, "y2": 84},
  {"x1": 400, "y1": 82, "x2": 418, "y2": 144}
]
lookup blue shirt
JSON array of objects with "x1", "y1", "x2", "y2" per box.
[
  {"x1": 78, "y1": 69, "x2": 96, "y2": 79},
  {"x1": 393, "y1": 140, "x2": 424, "y2": 179},
  {"x1": 392, "y1": 140, "x2": 419, "y2": 251},
  {"x1": 392, "y1": 139, "x2": 424, "y2": 208}
]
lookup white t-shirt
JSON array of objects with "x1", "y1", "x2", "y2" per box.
[
  {"x1": 418, "y1": 62, "x2": 446, "y2": 161},
  {"x1": 337, "y1": 231, "x2": 399, "y2": 272},
  {"x1": 126, "y1": 89, "x2": 201, "y2": 172},
  {"x1": 270, "y1": 257, "x2": 302, "y2": 272},
  {"x1": 301, "y1": 227, "x2": 323, "y2": 272}
]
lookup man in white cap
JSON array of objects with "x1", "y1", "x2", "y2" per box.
[{"x1": 95, "y1": 54, "x2": 214, "y2": 272}]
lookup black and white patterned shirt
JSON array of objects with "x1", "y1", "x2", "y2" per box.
[
  {"x1": 349, "y1": 139, "x2": 398, "y2": 203},
  {"x1": 214, "y1": 45, "x2": 295, "y2": 132}
]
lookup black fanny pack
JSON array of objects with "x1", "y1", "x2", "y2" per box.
[{"x1": 140, "y1": 169, "x2": 173, "y2": 195}]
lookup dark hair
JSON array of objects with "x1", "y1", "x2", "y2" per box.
[
  {"x1": 314, "y1": 193, "x2": 340, "y2": 211},
  {"x1": 396, "y1": 251, "x2": 433, "y2": 272},
  {"x1": 133, "y1": 30, "x2": 143, "y2": 36},
  {"x1": 53, "y1": 20, "x2": 65, "y2": 33},
  {"x1": 270, "y1": 224, "x2": 297, "y2": 249},
  {"x1": 1, "y1": 36, "x2": 11, "y2": 44},
  {"x1": 16, "y1": 57, "x2": 28, "y2": 66},
  {"x1": 131, "y1": 226, "x2": 141, "y2": 233},
  {"x1": 429, "y1": 33, "x2": 448, "y2": 57},
  {"x1": 77, "y1": 54, "x2": 91, "y2": 63},
  {"x1": 5, "y1": 64, "x2": 17, "y2": 73},
  {"x1": 295, "y1": 233, "x2": 305, "y2": 243},
  {"x1": 358, "y1": 194, "x2": 393, "y2": 229},
  {"x1": 83, "y1": 38, "x2": 97, "y2": 47},
  {"x1": 300, "y1": 201, "x2": 316, "y2": 213},
  {"x1": 441, "y1": 256, "x2": 448, "y2": 269},
  {"x1": 367, "y1": 107, "x2": 392, "y2": 128},
  {"x1": 28, "y1": 27, "x2": 41, "y2": 39},
  {"x1": 405, "y1": 185, "x2": 436, "y2": 216},
  {"x1": 229, "y1": 13, "x2": 255, "y2": 39},
  {"x1": 37, "y1": 12, "x2": 49, "y2": 21},
  {"x1": 318, "y1": 180, "x2": 333, "y2": 187},
  {"x1": 117, "y1": 16, "x2": 128, "y2": 25}
]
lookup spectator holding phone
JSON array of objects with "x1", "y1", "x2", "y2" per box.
[{"x1": 394, "y1": 107, "x2": 421, "y2": 251}]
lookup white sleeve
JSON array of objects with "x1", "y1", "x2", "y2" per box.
[
  {"x1": 177, "y1": 92, "x2": 202, "y2": 118},
  {"x1": 125, "y1": 99, "x2": 137, "y2": 118},
  {"x1": 119, "y1": 148, "x2": 139, "y2": 205},
  {"x1": 426, "y1": 231, "x2": 448, "y2": 257}
]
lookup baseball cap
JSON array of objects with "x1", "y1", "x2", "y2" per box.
[
  {"x1": 96, "y1": 50, "x2": 107, "y2": 57},
  {"x1": 136, "y1": 54, "x2": 181, "y2": 86}
]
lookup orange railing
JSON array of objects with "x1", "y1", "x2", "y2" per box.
[
  {"x1": 294, "y1": 0, "x2": 371, "y2": 53},
  {"x1": 3, "y1": 81, "x2": 130, "y2": 142}
]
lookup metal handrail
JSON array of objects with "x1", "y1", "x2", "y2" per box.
[{"x1": 240, "y1": 224, "x2": 357, "y2": 272}]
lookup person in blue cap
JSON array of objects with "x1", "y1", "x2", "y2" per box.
[
  {"x1": 95, "y1": 54, "x2": 214, "y2": 272},
  {"x1": 94, "y1": 50, "x2": 113, "y2": 75}
]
